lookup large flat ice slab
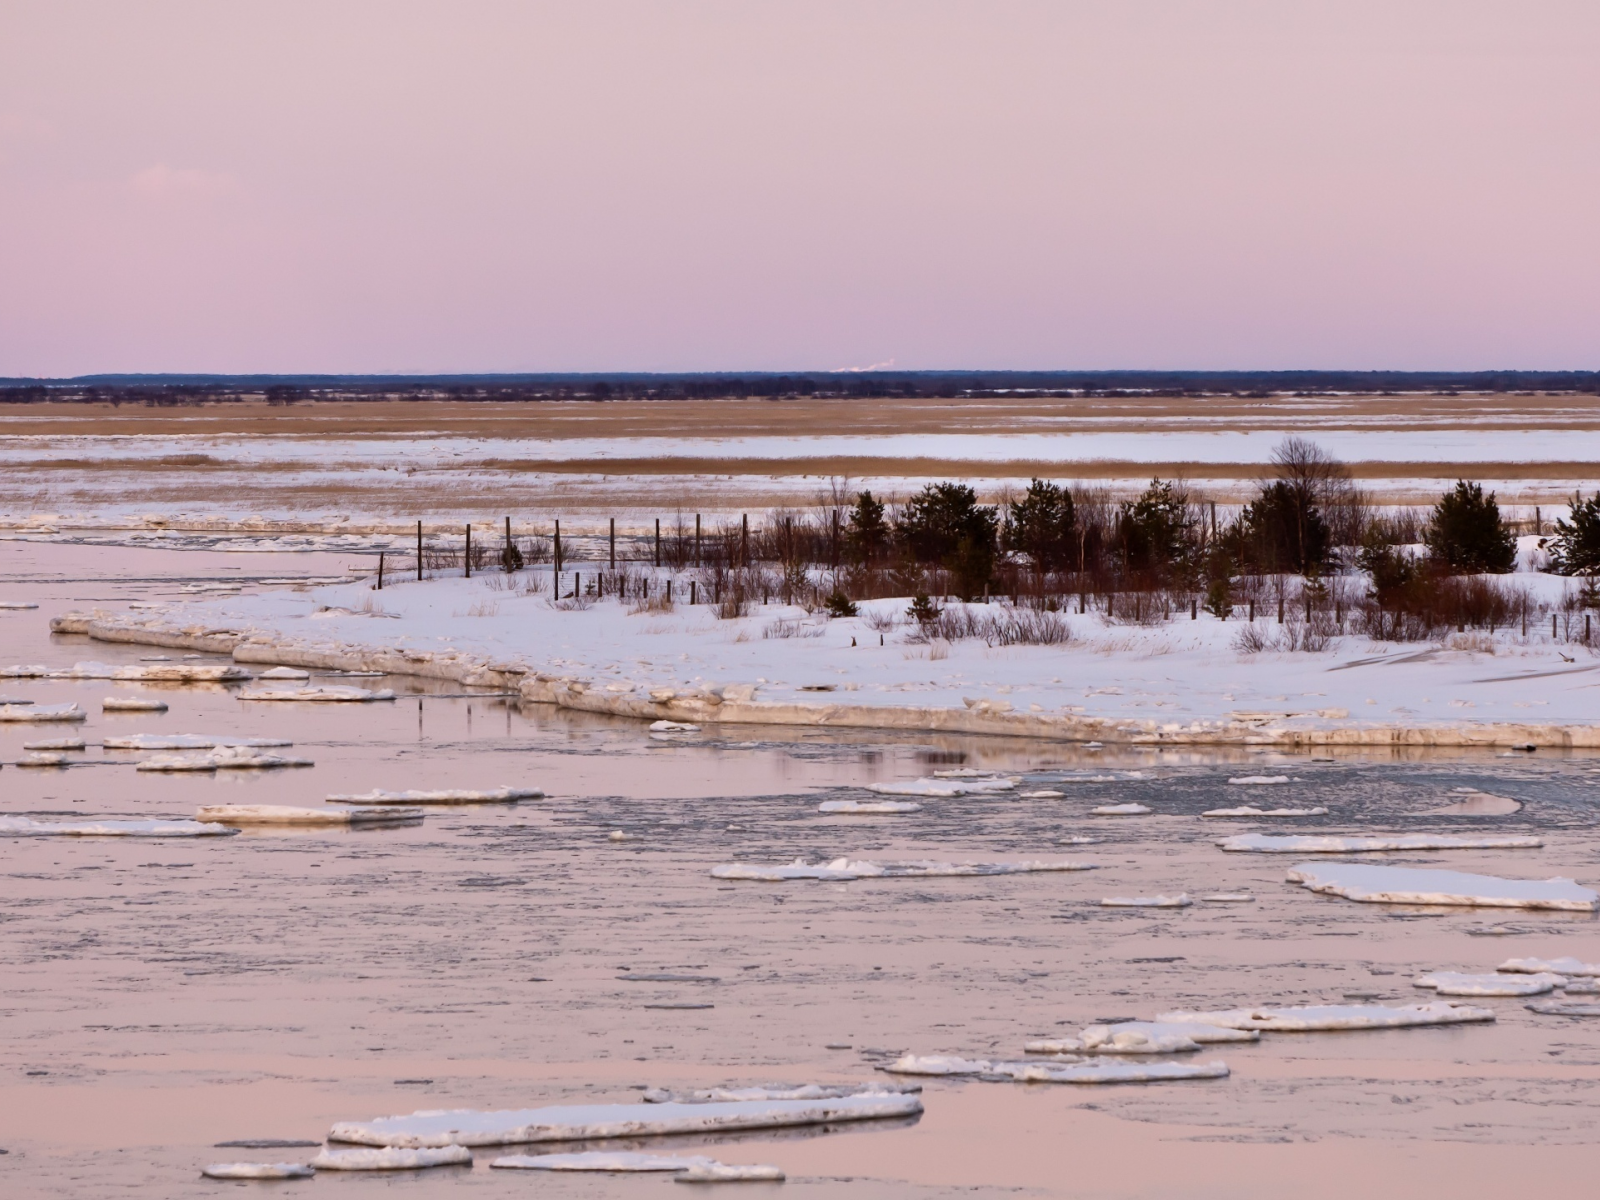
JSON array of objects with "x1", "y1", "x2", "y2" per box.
[
  {"x1": 2, "y1": 660, "x2": 250, "y2": 681},
  {"x1": 1285, "y1": 862, "x2": 1598, "y2": 911},
  {"x1": 642, "y1": 1083, "x2": 918, "y2": 1104},
  {"x1": 201, "y1": 1162, "x2": 314, "y2": 1179},
  {"x1": 327, "y1": 1094, "x2": 924, "y2": 1148},
  {"x1": 1222, "y1": 834, "x2": 1544, "y2": 853},
  {"x1": 104, "y1": 733, "x2": 293, "y2": 749},
  {"x1": 137, "y1": 747, "x2": 313, "y2": 771},
  {"x1": 711, "y1": 857, "x2": 1096, "y2": 881},
  {"x1": 866, "y1": 776, "x2": 1017, "y2": 796},
  {"x1": 985, "y1": 1059, "x2": 1229, "y2": 1084},
  {"x1": 490, "y1": 1152, "x2": 715, "y2": 1172},
  {"x1": 1100, "y1": 894, "x2": 1191, "y2": 908},
  {"x1": 196, "y1": 804, "x2": 424, "y2": 825},
  {"x1": 1155, "y1": 1000, "x2": 1496, "y2": 1031},
  {"x1": 1500, "y1": 956, "x2": 1600, "y2": 977},
  {"x1": 1415, "y1": 971, "x2": 1564, "y2": 996},
  {"x1": 0, "y1": 816, "x2": 238, "y2": 838},
  {"x1": 1202, "y1": 806, "x2": 1329, "y2": 818},
  {"x1": 0, "y1": 703, "x2": 86, "y2": 722},
  {"x1": 818, "y1": 800, "x2": 923, "y2": 814},
  {"x1": 326, "y1": 787, "x2": 542, "y2": 804},
  {"x1": 1025, "y1": 1023, "x2": 1258, "y2": 1055},
  {"x1": 239, "y1": 685, "x2": 395, "y2": 702},
  {"x1": 310, "y1": 1146, "x2": 472, "y2": 1170}
]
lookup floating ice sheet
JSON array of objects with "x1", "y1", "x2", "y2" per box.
[
  {"x1": 1155, "y1": 1000, "x2": 1496, "y2": 1031},
  {"x1": 1090, "y1": 803, "x2": 1151, "y2": 815},
  {"x1": 818, "y1": 800, "x2": 922, "y2": 815},
  {"x1": 1021, "y1": 790, "x2": 1065, "y2": 798},
  {"x1": 1200, "y1": 893, "x2": 1256, "y2": 902},
  {"x1": 985, "y1": 1059, "x2": 1229, "y2": 1084},
  {"x1": 491, "y1": 1152, "x2": 713, "y2": 1172},
  {"x1": 1527, "y1": 1000, "x2": 1600, "y2": 1016},
  {"x1": 1101, "y1": 894, "x2": 1191, "y2": 908},
  {"x1": 201, "y1": 1162, "x2": 314, "y2": 1179},
  {"x1": 0, "y1": 601, "x2": 39, "y2": 610},
  {"x1": 711, "y1": 857, "x2": 1096, "y2": 882},
  {"x1": 137, "y1": 747, "x2": 313, "y2": 771},
  {"x1": 328, "y1": 1094, "x2": 923, "y2": 1147},
  {"x1": 642, "y1": 1083, "x2": 919, "y2": 1104},
  {"x1": 1499, "y1": 956, "x2": 1600, "y2": 977},
  {"x1": 0, "y1": 703, "x2": 86, "y2": 722},
  {"x1": 196, "y1": 804, "x2": 424, "y2": 825},
  {"x1": 649, "y1": 720, "x2": 701, "y2": 732},
  {"x1": 3, "y1": 661, "x2": 249, "y2": 682},
  {"x1": 1285, "y1": 862, "x2": 1598, "y2": 911},
  {"x1": 1202, "y1": 806, "x2": 1329, "y2": 818},
  {"x1": 260, "y1": 666, "x2": 311, "y2": 680},
  {"x1": 1221, "y1": 834, "x2": 1544, "y2": 853},
  {"x1": 104, "y1": 733, "x2": 294, "y2": 749},
  {"x1": 675, "y1": 1162, "x2": 785, "y2": 1182},
  {"x1": 239, "y1": 685, "x2": 395, "y2": 702},
  {"x1": 1228, "y1": 775, "x2": 1291, "y2": 784},
  {"x1": 866, "y1": 777, "x2": 1017, "y2": 797},
  {"x1": 310, "y1": 1146, "x2": 472, "y2": 1170},
  {"x1": 1414, "y1": 971, "x2": 1563, "y2": 996},
  {"x1": 102, "y1": 695, "x2": 168, "y2": 712},
  {"x1": 327, "y1": 786, "x2": 542, "y2": 804},
  {"x1": 1024, "y1": 1023, "x2": 1258, "y2": 1055},
  {"x1": 18, "y1": 752, "x2": 67, "y2": 767},
  {"x1": 0, "y1": 816, "x2": 237, "y2": 838},
  {"x1": 883, "y1": 1055, "x2": 995, "y2": 1076},
  {"x1": 22, "y1": 737, "x2": 85, "y2": 751}
]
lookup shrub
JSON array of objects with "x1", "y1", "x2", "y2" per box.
[
  {"x1": 1004, "y1": 478, "x2": 1076, "y2": 571},
  {"x1": 1424, "y1": 481, "x2": 1515, "y2": 574},
  {"x1": 824, "y1": 590, "x2": 859, "y2": 618},
  {"x1": 907, "y1": 593, "x2": 942, "y2": 626},
  {"x1": 1548, "y1": 492, "x2": 1600, "y2": 576}
]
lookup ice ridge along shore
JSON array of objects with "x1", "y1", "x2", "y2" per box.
[{"x1": 45, "y1": 603, "x2": 1600, "y2": 748}]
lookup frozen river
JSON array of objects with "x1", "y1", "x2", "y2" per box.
[{"x1": 2, "y1": 541, "x2": 1599, "y2": 1198}]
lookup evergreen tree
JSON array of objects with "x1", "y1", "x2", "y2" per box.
[
  {"x1": 1548, "y1": 492, "x2": 1600, "y2": 576},
  {"x1": 1004, "y1": 479, "x2": 1076, "y2": 572},
  {"x1": 844, "y1": 490, "x2": 890, "y2": 564},
  {"x1": 1115, "y1": 478, "x2": 1195, "y2": 580},
  {"x1": 1423, "y1": 481, "x2": 1515, "y2": 574}
]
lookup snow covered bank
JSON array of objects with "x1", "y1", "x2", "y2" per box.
[{"x1": 45, "y1": 560, "x2": 1600, "y2": 747}]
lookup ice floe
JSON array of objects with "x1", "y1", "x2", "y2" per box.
[
  {"x1": 238, "y1": 685, "x2": 395, "y2": 702},
  {"x1": 1024, "y1": 1023, "x2": 1258, "y2": 1055},
  {"x1": 676, "y1": 1161, "x2": 785, "y2": 1182},
  {"x1": 260, "y1": 666, "x2": 311, "y2": 680},
  {"x1": 650, "y1": 720, "x2": 701, "y2": 733},
  {"x1": 18, "y1": 752, "x2": 67, "y2": 767},
  {"x1": 1499, "y1": 956, "x2": 1600, "y2": 977},
  {"x1": 1220, "y1": 834, "x2": 1544, "y2": 853},
  {"x1": 1200, "y1": 893, "x2": 1256, "y2": 902},
  {"x1": 987, "y1": 1060, "x2": 1228, "y2": 1084},
  {"x1": 1526, "y1": 1000, "x2": 1600, "y2": 1016},
  {"x1": 1414, "y1": 971, "x2": 1564, "y2": 996},
  {"x1": 642, "y1": 1083, "x2": 919, "y2": 1104},
  {"x1": 0, "y1": 703, "x2": 86, "y2": 722},
  {"x1": 196, "y1": 804, "x2": 424, "y2": 825},
  {"x1": 22, "y1": 737, "x2": 85, "y2": 750},
  {"x1": 102, "y1": 695, "x2": 169, "y2": 712},
  {"x1": 1427, "y1": 789, "x2": 1523, "y2": 816},
  {"x1": 201, "y1": 1162, "x2": 314, "y2": 1179},
  {"x1": 326, "y1": 786, "x2": 542, "y2": 804},
  {"x1": 1202, "y1": 806, "x2": 1329, "y2": 818},
  {"x1": 0, "y1": 816, "x2": 238, "y2": 837},
  {"x1": 2, "y1": 660, "x2": 249, "y2": 682},
  {"x1": 310, "y1": 1146, "x2": 472, "y2": 1170},
  {"x1": 882, "y1": 1054, "x2": 995, "y2": 1075},
  {"x1": 710, "y1": 857, "x2": 1096, "y2": 881},
  {"x1": 103, "y1": 733, "x2": 293, "y2": 749},
  {"x1": 1100, "y1": 894, "x2": 1191, "y2": 908},
  {"x1": 327, "y1": 1094, "x2": 923, "y2": 1147},
  {"x1": 0, "y1": 601, "x2": 39, "y2": 610},
  {"x1": 491, "y1": 1152, "x2": 714, "y2": 1171},
  {"x1": 1228, "y1": 775, "x2": 1291, "y2": 784},
  {"x1": 866, "y1": 776, "x2": 1017, "y2": 797},
  {"x1": 1285, "y1": 862, "x2": 1598, "y2": 911},
  {"x1": 1155, "y1": 1000, "x2": 1496, "y2": 1031},
  {"x1": 1090, "y1": 803, "x2": 1151, "y2": 815},
  {"x1": 1020, "y1": 789, "x2": 1065, "y2": 798},
  {"x1": 818, "y1": 800, "x2": 923, "y2": 815},
  {"x1": 137, "y1": 747, "x2": 313, "y2": 771}
]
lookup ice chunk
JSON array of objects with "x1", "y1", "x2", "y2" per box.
[
  {"x1": 260, "y1": 666, "x2": 311, "y2": 680},
  {"x1": 650, "y1": 720, "x2": 701, "y2": 732},
  {"x1": 1202, "y1": 806, "x2": 1329, "y2": 818},
  {"x1": 1200, "y1": 893, "x2": 1256, "y2": 902},
  {"x1": 238, "y1": 686, "x2": 395, "y2": 701},
  {"x1": 104, "y1": 733, "x2": 293, "y2": 749},
  {"x1": 1090, "y1": 803, "x2": 1151, "y2": 815},
  {"x1": 1100, "y1": 895, "x2": 1192, "y2": 908},
  {"x1": 327, "y1": 1094, "x2": 924, "y2": 1147},
  {"x1": 201, "y1": 1162, "x2": 314, "y2": 1179},
  {"x1": 984, "y1": 1059, "x2": 1229, "y2": 1084},
  {"x1": 18, "y1": 752, "x2": 67, "y2": 767},
  {"x1": 0, "y1": 601, "x2": 39, "y2": 610},
  {"x1": 1499, "y1": 956, "x2": 1600, "y2": 977},
  {"x1": 675, "y1": 1162, "x2": 785, "y2": 1182},
  {"x1": 1228, "y1": 775, "x2": 1290, "y2": 784},
  {"x1": 23, "y1": 737, "x2": 85, "y2": 751},
  {"x1": 0, "y1": 665, "x2": 51, "y2": 677},
  {"x1": 1155, "y1": 1000, "x2": 1495, "y2": 1031},
  {"x1": 818, "y1": 800, "x2": 922, "y2": 815},
  {"x1": 1526, "y1": 1000, "x2": 1600, "y2": 1016},
  {"x1": 327, "y1": 787, "x2": 542, "y2": 805},
  {"x1": 711, "y1": 857, "x2": 1096, "y2": 882},
  {"x1": 310, "y1": 1146, "x2": 472, "y2": 1170},
  {"x1": 884, "y1": 1055, "x2": 995, "y2": 1075},
  {"x1": 867, "y1": 777, "x2": 1017, "y2": 797},
  {"x1": 136, "y1": 747, "x2": 313, "y2": 771},
  {"x1": 492, "y1": 1152, "x2": 713, "y2": 1171},
  {"x1": 1414, "y1": 971, "x2": 1564, "y2": 996},
  {"x1": 102, "y1": 696, "x2": 168, "y2": 712},
  {"x1": 196, "y1": 804, "x2": 424, "y2": 825},
  {"x1": 0, "y1": 816, "x2": 238, "y2": 838},
  {"x1": 1221, "y1": 834, "x2": 1544, "y2": 853},
  {"x1": 1285, "y1": 862, "x2": 1598, "y2": 911},
  {"x1": 932, "y1": 768, "x2": 1002, "y2": 778},
  {"x1": 0, "y1": 703, "x2": 86, "y2": 722},
  {"x1": 1427, "y1": 790, "x2": 1522, "y2": 816},
  {"x1": 43, "y1": 661, "x2": 252, "y2": 682},
  {"x1": 642, "y1": 1083, "x2": 919, "y2": 1104},
  {"x1": 1076, "y1": 1021, "x2": 1257, "y2": 1052}
]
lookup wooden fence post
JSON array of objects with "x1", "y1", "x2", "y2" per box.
[
  {"x1": 416, "y1": 520, "x2": 423, "y2": 581},
  {"x1": 377, "y1": 552, "x2": 384, "y2": 590},
  {"x1": 554, "y1": 519, "x2": 562, "y2": 575},
  {"x1": 464, "y1": 525, "x2": 471, "y2": 578},
  {"x1": 655, "y1": 518, "x2": 661, "y2": 567},
  {"x1": 609, "y1": 517, "x2": 616, "y2": 570},
  {"x1": 695, "y1": 514, "x2": 701, "y2": 566}
]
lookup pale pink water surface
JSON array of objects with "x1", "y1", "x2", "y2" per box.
[{"x1": 2, "y1": 540, "x2": 1599, "y2": 1198}]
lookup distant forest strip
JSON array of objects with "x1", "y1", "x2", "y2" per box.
[{"x1": 2, "y1": 370, "x2": 1599, "y2": 404}]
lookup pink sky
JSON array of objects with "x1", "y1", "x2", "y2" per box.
[{"x1": 1, "y1": 1, "x2": 1597, "y2": 375}]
